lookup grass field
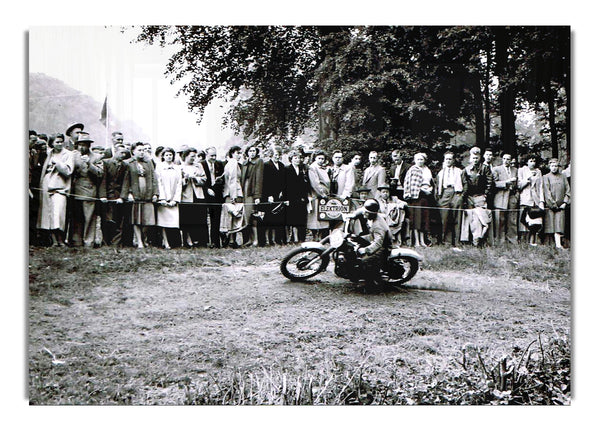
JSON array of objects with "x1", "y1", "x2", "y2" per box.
[{"x1": 27, "y1": 243, "x2": 571, "y2": 405}]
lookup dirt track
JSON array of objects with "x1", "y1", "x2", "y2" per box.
[{"x1": 28, "y1": 249, "x2": 570, "y2": 404}]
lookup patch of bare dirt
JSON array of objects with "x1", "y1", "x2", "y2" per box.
[{"x1": 28, "y1": 255, "x2": 570, "y2": 404}]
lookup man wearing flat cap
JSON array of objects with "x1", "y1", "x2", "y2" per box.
[
  {"x1": 69, "y1": 135, "x2": 104, "y2": 247},
  {"x1": 376, "y1": 183, "x2": 408, "y2": 246}
]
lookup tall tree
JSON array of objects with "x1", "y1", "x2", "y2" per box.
[
  {"x1": 511, "y1": 26, "x2": 570, "y2": 160},
  {"x1": 493, "y1": 26, "x2": 517, "y2": 157},
  {"x1": 134, "y1": 25, "x2": 569, "y2": 164}
]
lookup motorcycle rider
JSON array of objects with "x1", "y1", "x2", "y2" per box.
[{"x1": 345, "y1": 198, "x2": 393, "y2": 286}]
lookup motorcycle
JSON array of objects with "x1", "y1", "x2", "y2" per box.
[{"x1": 280, "y1": 216, "x2": 423, "y2": 285}]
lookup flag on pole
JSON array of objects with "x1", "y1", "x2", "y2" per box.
[{"x1": 99, "y1": 96, "x2": 108, "y2": 127}]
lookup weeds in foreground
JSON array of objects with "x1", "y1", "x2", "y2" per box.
[{"x1": 179, "y1": 336, "x2": 570, "y2": 405}]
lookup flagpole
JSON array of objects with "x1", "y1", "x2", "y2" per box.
[{"x1": 105, "y1": 95, "x2": 109, "y2": 151}]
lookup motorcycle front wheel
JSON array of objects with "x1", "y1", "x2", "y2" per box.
[
  {"x1": 386, "y1": 256, "x2": 419, "y2": 285},
  {"x1": 280, "y1": 247, "x2": 329, "y2": 280}
]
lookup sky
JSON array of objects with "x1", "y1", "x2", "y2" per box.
[{"x1": 29, "y1": 26, "x2": 238, "y2": 154}]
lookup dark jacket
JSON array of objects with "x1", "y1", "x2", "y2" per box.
[
  {"x1": 121, "y1": 159, "x2": 159, "y2": 201},
  {"x1": 201, "y1": 159, "x2": 225, "y2": 202},
  {"x1": 462, "y1": 163, "x2": 493, "y2": 199},
  {"x1": 360, "y1": 214, "x2": 393, "y2": 256},
  {"x1": 241, "y1": 157, "x2": 265, "y2": 200},
  {"x1": 99, "y1": 157, "x2": 128, "y2": 199},
  {"x1": 263, "y1": 159, "x2": 286, "y2": 201}
]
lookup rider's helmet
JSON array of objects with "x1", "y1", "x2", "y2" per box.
[{"x1": 363, "y1": 199, "x2": 380, "y2": 219}]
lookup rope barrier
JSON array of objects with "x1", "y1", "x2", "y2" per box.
[
  {"x1": 29, "y1": 187, "x2": 290, "y2": 207},
  {"x1": 30, "y1": 187, "x2": 540, "y2": 213}
]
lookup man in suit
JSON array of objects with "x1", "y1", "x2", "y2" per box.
[
  {"x1": 201, "y1": 146, "x2": 225, "y2": 248},
  {"x1": 99, "y1": 144, "x2": 130, "y2": 246},
  {"x1": 435, "y1": 151, "x2": 464, "y2": 246},
  {"x1": 69, "y1": 135, "x2": 104, "y2": 247},
  {"x1": 362, "y1": 151, "x2": 386, "y2": 199},
  {"x1": 492, "y1": 153, "x2": 519, "y2": 244},
  {"x1": 460, "y1": 147, "x2": 493, "y2": 245},
  {"x1": 388, "y1": 149, "x2": 410, "y2": 198},
  {"x1": 329, "y1": 150, "x2": 355, "y2": 200},
  {"x1": 263, "y1": 146, "x2": 287, "y2": 245}
]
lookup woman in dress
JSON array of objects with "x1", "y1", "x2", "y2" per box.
[
  {"x1": 179, "y1": 148, "x2": 208, "y2": 247},
  {"x1": 221, "y1": 145, "x2": 245, "y2": 247},
  {"x1": 541, "y1": 158, "x2": 570, "y2": 249},
  {"x1": 37, "y1": 133, "x2": 74, "y2": 246},
  {"x1": 283, "y1": 150, "x2": 310, "y2": 243},
  {"x1": 517, "y1": 154, "x2": 544, "y2": 244},
  {"x1": 240, "y1": 144, "x2": 264, "y2": 246},
  {"x1": 120, "y1": 142, "x2": 159, "y2": 248},
  {"x1": 155, "y1": 147, "x2": 182, "y2": 249},
  {"x1": 403, "y1": 152, "x2": 434, "y2": 247}
]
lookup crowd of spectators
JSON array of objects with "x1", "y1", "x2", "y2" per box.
[{"x1": 28, "y1": 124, "x2": 571, "y2": 250}]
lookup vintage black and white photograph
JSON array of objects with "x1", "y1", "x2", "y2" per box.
[{"x1": 24, "y1": 22, "x2": 576, "y2": 410}]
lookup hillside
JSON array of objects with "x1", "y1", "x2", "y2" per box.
[{"x1": 28, "y1": 73, "x2": 148, "y2": 146}]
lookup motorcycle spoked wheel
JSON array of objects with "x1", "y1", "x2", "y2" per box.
[
  {"x1": 386, "y1": 256, "x2": 419, "y2": 285},
  {"x1": 280, "y1": 247, "x2": 329, "y2": 280}
]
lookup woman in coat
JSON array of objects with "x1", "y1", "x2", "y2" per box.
[
  {"x1": 403, "y1": 152, "x2": 434, "y2": 247},
  {"x1": 240, "y1": 145, "x2": 265, "y2": 246},
  {"x1": 283, "y1": 150, "x2": 310, "y2": 243},
  {"x1": 517, "y1": 154, "x2": 544, "y2": 241},
  {"x1": 37, "y1": 133, "x2": 74, "y2": 246},
  {"x1": 120, "y1": 142, "x2": 159, "y2": 248},
  {"x1": 306, "y1": 150, "x2": 331, "y2": 240},
  {"x1": 263, "y1": 146, "x2": 287, "y2": 245},
  {"x1": 221, "y1": 145, "x2": 245, "y2": 247},
  {"x1": 541, "y1": 158, "x2": 570, "y2": 249},
  {"x1": 155, "y1": 147, "x2": 182, "y2": 249},
  {"x1": 179, "y1": 148, "x2": 208, "y2": 247}
]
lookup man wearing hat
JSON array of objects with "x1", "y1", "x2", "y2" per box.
[
  {"x1": 29, "y1": 130, "x2": 38, "y2": 148},
  {"x1": 348, "y1": 186, "x2": 371, "y2": 235},
  {"x1": 376, "y1": 183, "x2": 408, "y2": 246},
  {"x1": 345, "y1": 199, "x2": 393, "y2": 288},
  {"x1": 65, "y1": 122, "x2": 84, "y2": 151},
  {"x1": 69, "y1": 134, "x2": 104, "y2": 247}
]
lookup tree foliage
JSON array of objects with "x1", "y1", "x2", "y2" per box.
[{"x1": 135, "y1": 26, "x2": 570, "y2": 162}]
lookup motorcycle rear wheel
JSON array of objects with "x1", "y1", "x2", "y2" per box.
[
  {"x1": 280, "y1": 247, "x2": 329, "y2": 280},
  {"x1": 387, "y1": 256, "x2": 419, "y2": 285}
]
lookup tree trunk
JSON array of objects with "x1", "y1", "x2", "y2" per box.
[
  {"x1": 472, "y1": 74, "x2": 485, "y2": 147},
  {"x1": 564, "y1": 70, "x2": 570, "y2": 162},
  {"x1": 484, "y1": 46, "x2": 491, "y2": 147},
  {"x1": 494, "y1": 27, "x2": 516, "y2": 156},
  {"x1": 545, "y1": 81, "x2": 559, "y2": 159}
]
